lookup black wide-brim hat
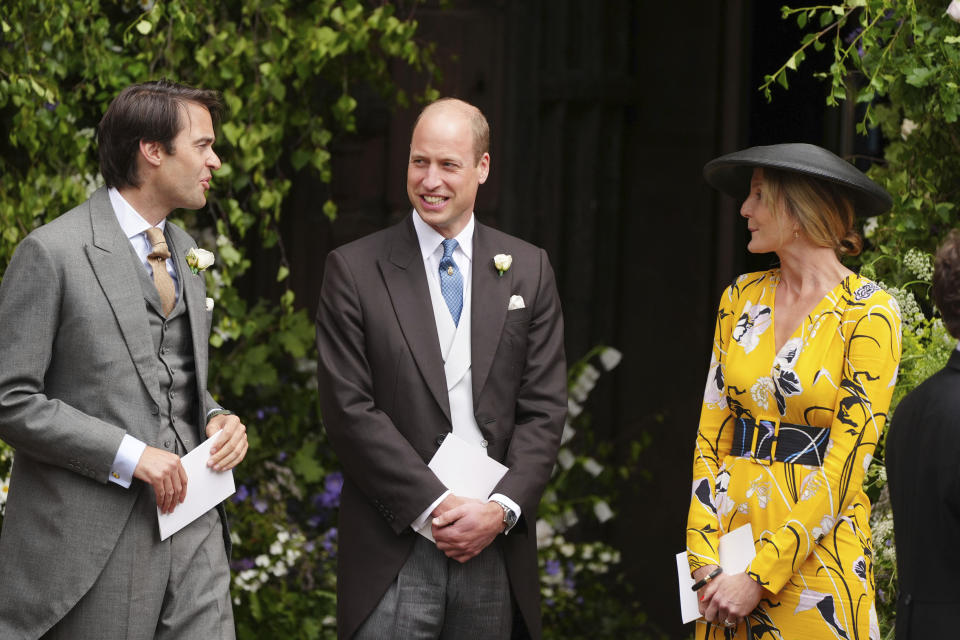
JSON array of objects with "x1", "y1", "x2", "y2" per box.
[{"x1": 703, "y1": 143, "x2": 892, "y2": 217}]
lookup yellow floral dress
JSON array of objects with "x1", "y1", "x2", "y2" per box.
[{"x1": 687, "y1": 270, "x2": 901, "y2": 640}]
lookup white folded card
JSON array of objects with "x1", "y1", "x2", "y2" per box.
[
  {"x1": 676, "y1": 523, "x2": 756, "y2": 624},
  {"x1": 157, "y1": 431, "x2": 236, "y2": 540},
  {"x1": 417, "y1": 432, "x2": 508, "y2": 541}
]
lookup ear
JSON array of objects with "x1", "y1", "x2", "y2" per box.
[
  {"x1": 139, "y1": 139, "x2": 164, "y2": 168},
  {"x1": 477, "y1": 152, "x2": 491, "y2": 185}
]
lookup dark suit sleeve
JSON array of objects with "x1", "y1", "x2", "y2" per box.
[
  {"x1": 0, "y1": 235, "x2": 125, "y2": 481},
  {"x1": 315, "y1": 249, "x2": 447, "y2": 534},
  {"x1": 493, "y1": 248, "x2": 567, "y2": 522}
]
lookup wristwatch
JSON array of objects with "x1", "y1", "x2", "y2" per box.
[{"x1": 492, "y1": 500, "x2": 518, "y2": 532}]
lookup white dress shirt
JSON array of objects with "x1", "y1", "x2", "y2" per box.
[{"x1": 408, "y1": 211, "x2": 521, "y2": 534}]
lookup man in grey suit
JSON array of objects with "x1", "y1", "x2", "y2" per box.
[
  {"x1": 0, "y1": 80, "x2": 248, "y2": 639},
  {"x1": 316, "y1": 98, "x2": 567, "y2": 639}
]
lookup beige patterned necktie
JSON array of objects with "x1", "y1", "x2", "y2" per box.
[{"x1": 145, "y1": 227, "x2": 175, "y2": 316}]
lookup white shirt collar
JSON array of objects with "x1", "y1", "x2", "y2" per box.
[
  {"x1": 411, "y1": 210, "x2": 474, "y2": 263},
  {"x1": 108, "y1": 187, "x2": 166, "y2": 238}
]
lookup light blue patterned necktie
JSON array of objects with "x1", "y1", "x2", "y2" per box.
[{"x1": 439, "y1": 238, "x2": 463, "y2": 326}]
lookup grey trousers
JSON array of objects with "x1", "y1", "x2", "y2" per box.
[
  {"x1": 42, "y1": 484, "x2": 234, "y2": 640},
  {"x1": 354, "y1": 536, "x2": 512, "y2": 640}
]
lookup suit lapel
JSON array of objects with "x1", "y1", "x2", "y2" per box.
[
  {"x1": 471, "y1": 222, "x2": 511, "y2": 402},
  {"x1": 84, "y1": 188, "x2": 163, "y2": 409},
  {"x1": 379, "y1": 216, "x2": 451, "y2": 422},
  {"x1": 166, "y1": 226, "x2": 209, "y2": 400}
]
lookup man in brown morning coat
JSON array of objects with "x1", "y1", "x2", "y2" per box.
[{"x1": 315, "y1": 98, "x2": 567, "y2": 638}]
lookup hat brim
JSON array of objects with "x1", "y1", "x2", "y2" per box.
[{"x1": 703, "y1": 143, "x2": 892, "y2": 217}]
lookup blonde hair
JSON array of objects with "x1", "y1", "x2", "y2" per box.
[{"x1": 759, "y1": 168, "x2": 863, "y2": 256}]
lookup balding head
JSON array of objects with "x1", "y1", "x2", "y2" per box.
[{"x1": 412, "y1": 98, "x2": 489, "y2": 166}]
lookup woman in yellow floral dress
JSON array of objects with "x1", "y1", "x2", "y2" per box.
[{"x1": 686, "y1": 144, "x2": 902, "y2": 639}]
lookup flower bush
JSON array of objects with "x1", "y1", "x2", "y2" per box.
[{"x1": 766, "y1": 2, "x2": 960, "y2": 636}]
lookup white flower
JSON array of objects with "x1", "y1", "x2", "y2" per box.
[
  {"x1": 185, "y1": 247, "x2": 215, "y2": 274},
  {"x1": 581, "y1": 457, "x2": 603, "y2": 477},
  {"x1": 560, "y1": 422, "x2": 576, "y2": 445},
  {"x1": 254, "y1": 554, "x2": 270, "y2": 567},
  {"x1": 599, "y1": 347, "x2": 622, "y2": 371},
  {"x1": 556, "y1": 448, "x2": 576, "y2": 470},
  {"x1": 205, "y1": 297, "x2": 215, "y2": 312},
  {"x1": 948, "y1": 0, "x2": 960, "y2": 22},
  {"x1": 593, "y1": 500, "x2": 615, "y2": 523},
  {"x1": 862, "y1": 216, "x2": 879, "y2": 238},
  {"x1": 900, "y1": 118, "x2": 918, "y2": 140},
  {"x1": 493, "y1": 253, "x2": 512, "y2": 276},
  {"x1": 732, "y1": 301, "x2": 772, "y2": 353},
  {"x1": 703, "y1": 353, "x2": 727, "y2": 410},
  {"x1": 536, "y1": 519, "x2": 555, "y2": 548}
]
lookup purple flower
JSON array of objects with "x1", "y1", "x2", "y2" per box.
[
  {"x1": 277, "y1": 451, "x2": 287, "y2": 462},
  {"x1": 233, "y1": 485, "x2": 250, "y2": 503},
  {"x1": 321, "y1": 527, "x2": 338, "y2": 556},
  {"x1": 252, "y1": 494, "x2": 268, "y2": 513},
  {"x1": 314, "y1": 471, "x2": 343, "y2": 509},
  {"x1": 231, "y1": 557, "x2": 256, "y2": 571},
  {"x1": 545, "y1": 559, "x2": 561, "y2": 576}
]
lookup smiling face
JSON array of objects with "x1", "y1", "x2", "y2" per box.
[
  {"x1": 740, "y1": 168, "x2": 796, "y2": 254},
  {"x1": 406, "y1": 103, "x2": 490, "y2": 239},
  {"x1": 155, "y1": 101, "x2": 221, "y2": 212}
]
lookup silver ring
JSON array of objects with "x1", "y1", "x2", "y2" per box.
[{"x1": 723, "y1": 619, "x2": 735, "y2": 627}]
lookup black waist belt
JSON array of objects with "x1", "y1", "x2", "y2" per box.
[{"x1": 730, "y1": 417, "x2": 829, "y2": 466}]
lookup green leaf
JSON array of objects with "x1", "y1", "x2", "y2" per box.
[
  {"x1": 905, "y1": 67, "x2": 936, "y2": 87},
  {"x1": 135, "y1": 20, "x2": 152, "y2": 35},
  {"x1": 276, "y1": 265, "x2": 289, "y2": 282},
  {"x1": 322, "y1": 199, "x2": 337, "y2": 221}
]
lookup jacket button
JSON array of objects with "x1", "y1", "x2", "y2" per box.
[
  {"x1": 436, "y1": 434, "x2": 448, "y2": 446},
  {"x1": 151, "y1": 405, "x2": 159, "y2": 415}
]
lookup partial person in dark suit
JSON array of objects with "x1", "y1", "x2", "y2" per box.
[
  {"x1": 315, "y1": 98, "x2": 567, "y2": 639},
  {"x1": 886, "y1": 228, "x2": 960, "y2": 640},
  {"x1": 0, "y1": 80, "x2": 248, "y2": 640}
]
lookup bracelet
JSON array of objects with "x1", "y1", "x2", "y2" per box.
[{"x1": 690, "y1": 566, "x2": 723, "y2": 591}]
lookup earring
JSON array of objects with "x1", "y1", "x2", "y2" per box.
[{"x1": 793, "y1": 229, "x2": 799, "y2": 240}]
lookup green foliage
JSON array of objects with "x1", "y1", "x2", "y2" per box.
[
  {"x1": 0, "y1": 1, "x2": 437, "y2": 636},
  {"x1": 539, "y1": 347, "x2": 660, "y2": 639},
  {"x1": 767, "y1": 2, "x2": 960, "y2": 636}
]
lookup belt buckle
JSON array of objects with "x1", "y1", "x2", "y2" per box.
[{"x1": 752, "y1": 417, "x2": 779, "y2": 465}]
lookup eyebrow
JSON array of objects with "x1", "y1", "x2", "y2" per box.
[{"x1": 194, "y1": 136, "x2": 216, "y2": 145}]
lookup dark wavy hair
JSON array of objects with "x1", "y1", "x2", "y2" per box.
[
  {"x1": 933, "y1": 229, "x2": 960, "y2": 339},
  {"x1": 97, "y1": 80, "x2": 223, "y2": 189}
]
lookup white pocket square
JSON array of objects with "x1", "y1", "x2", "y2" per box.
[
  {"x1": 205, "y1": 297, "x2": 215, "y2": 312},
  {"x1": 508, "y1": 295, "x2": 525, "y2": 310}
]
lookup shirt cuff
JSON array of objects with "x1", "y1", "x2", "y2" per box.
[
  {"x1": 411, "y1": 490, "x2": 451, "y2": 532},
  {"x1": 109, "y1": 434, "x2": 147, "y2": 488},
  {"x1": 489, "y1": 493, "x2": 521, "y2": 534}
]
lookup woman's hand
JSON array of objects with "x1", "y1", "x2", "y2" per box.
[{"x1": 698, "y1": 571, "x2": 764, "y2": 627}]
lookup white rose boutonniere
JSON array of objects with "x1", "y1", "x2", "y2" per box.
[
  {"x1": 185, "y1": 247, "x2": 215, "y2": 275},
  {"x1": 493, "y1": 253, "x2": 512, "y2": 277},
  {"x1": 949, "y1": 0, "x2": 960, "y2": 22}
]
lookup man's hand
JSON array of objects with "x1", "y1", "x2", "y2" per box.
[
  {"x1": 133, "y1": 446, "x2": 187, "y2": 514},
  {"x1": 205, "y1": 413, "x2": 248, "y2": 471},
  {"x1": 432, "y1": 499, "x2": 504, "y2": 563}
]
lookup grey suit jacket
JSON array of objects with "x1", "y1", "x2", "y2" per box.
[
  {"x1": 316, "y1": 214, "x2": 567, "y2": 639},
  {"x1": 0, "y1": 187, "x2": 223, "y2": 639}
]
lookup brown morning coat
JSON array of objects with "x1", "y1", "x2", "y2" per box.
[{"x1": 315, "y1": 214, "x2": 567, "y2": 639}]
